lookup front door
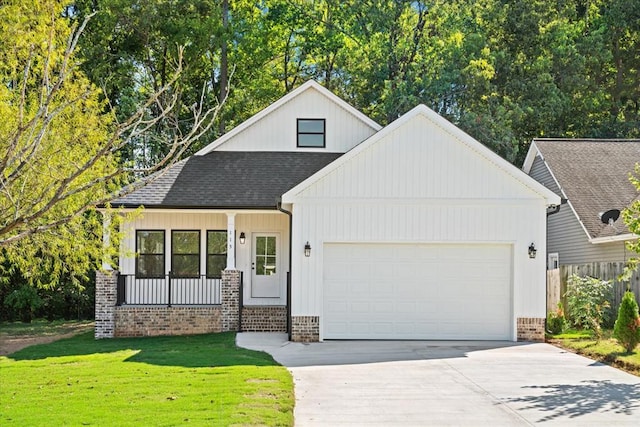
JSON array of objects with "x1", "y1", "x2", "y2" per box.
[{"x1": 251, "y1": 233, "x2": 280, "y2": 298}]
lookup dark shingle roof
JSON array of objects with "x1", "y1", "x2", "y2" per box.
[
  {"x1": 112, "y1": 151, "x2": 342, "y2": 209},
  {"x1": 534, "y1": 139, "x2": 640, "y2": 239}
]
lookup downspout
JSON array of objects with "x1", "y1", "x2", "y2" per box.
[
  {"x1": 277, "y1": 200, "x2": 293, "y2": 341},
  {"x1": 545, "y1": 197, "x2": 566, "y2": 323}
]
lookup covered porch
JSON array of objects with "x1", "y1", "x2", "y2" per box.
[{"x1": 97, "y1": 209, "x2": 290, "y2": 338}]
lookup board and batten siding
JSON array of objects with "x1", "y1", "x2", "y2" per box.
[
  {"x1": 529, "y1": 155, "x2": 628, "y2": 265},
  {"x1": 120, "y1": 211, "x2": 289, "y2": 306},
  {"x1": 213, "y1": 88, "x2": 377, "y2": 153},
  {"x1": 286, "y1": 112, "x2": 551, "y2": 340}
]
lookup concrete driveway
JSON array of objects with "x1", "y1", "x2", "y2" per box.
[{"x1": 237, "y1": 333, "x2": 640, "y2": 426}]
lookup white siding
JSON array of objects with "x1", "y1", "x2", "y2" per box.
[
  {"x1": 296, "y1": 115, "x2": 544, "y2": 200},
  {"x1": 120, "y1": 211, "x2": 289, "y2": 306},
  {"x1": 213, "y1": 89, "x2": 376, "y2": 153},
  {"x1": 288, "y1": 113, "x2": 549, "y2": 340}
]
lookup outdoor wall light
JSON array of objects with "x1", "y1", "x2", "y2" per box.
[
  {"x1": 304, "y1": 241, "x2": 311, "y2": 257},
  {"x1": 239, "y1": 232, "x2": 246, "y2": 244},
  {"x1": 528, "y1": 243, "x2": 537, "y2": 259}
]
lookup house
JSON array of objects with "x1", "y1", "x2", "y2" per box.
[
  {"x1": 95, "y1": 81, "x2": 560, "y2": 342},
  {"x1": 523, "y1": 139, "x2": 640, "y2": 268}
]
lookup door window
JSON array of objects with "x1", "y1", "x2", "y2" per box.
[{"x1": 255, "y1": 236, "x2": 277, "y2": 275}]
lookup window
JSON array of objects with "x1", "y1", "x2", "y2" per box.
[
  {"x1": 207, "y1": 230, "x2": 227, "y2": 278},
  {"x1": 172, "y1": 230, "x2": 200, "y2": 278},
  {"x1": 136, "y1": 230, "x2": 165, "y2": 278},
  {"x1": 255, "y1": 235, "x2": 277, "y2": 275},
  {"x1": 297, "y1": 118, "x2": 325, "y2": 148}
]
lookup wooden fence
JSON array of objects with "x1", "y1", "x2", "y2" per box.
[{"x1": 546, "y1": 262, "x2": 640, "y2": 315}]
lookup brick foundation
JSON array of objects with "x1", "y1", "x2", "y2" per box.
[
  {"x1": 114, "y1": 306, "x2": 222, "y2": 337},
  {"x1": 221, "y1": 270, "x2": 241, "y2": 332},
  {"x1": 291, "y1": 316, "x2": 319, "y2": 342},
  {"x1": 241, "y1": 306, "x2": 287, "y2": 332},
  {"x1": 95, "y1": 270, "x2": 118, "y2": 339},
  {"x1": 517, "y1": 317, "x2": 545, "y2": 342}
]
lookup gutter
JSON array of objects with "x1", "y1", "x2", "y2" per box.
[
  {"x1": 547, "y1": 198, "x2": 567, "y2": 217},
  {"x1": 277, "y1": 200, "x2": 293, "y2": 341}
]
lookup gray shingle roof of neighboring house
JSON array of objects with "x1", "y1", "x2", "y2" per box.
[
  {"x1": 534, "y1": 139, "x2": 640, "y2": 239},
  {"x1": 111, "y1": 151, "x2": 342, "y2": 209}
]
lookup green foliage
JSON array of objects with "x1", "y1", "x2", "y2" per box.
[
  {"x1": 613, "y1": 291, "x2": 640, "y2": 353},
  {"x1": 546, "y1": 302, "x2": 567, "y2": 335},
  {"x1": 0, "y1": 0, "x2": 125, "y2": 287},
  {"x1": 1, "y1": 332, "x2": 294, "y2": 426},
  {"x1": 4, "y1": 285, "x2": 42, "y2": 323},
  {"x1": 565, "y1": 274, "x2": 613, "y2": 339}
]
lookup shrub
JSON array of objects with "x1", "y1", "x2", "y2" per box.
[
  {"x1": 4, "y1": 285, "x2": 43, "y2": 323},
  {"x1": 565, "y1": 274, "x2": 612, "y2": 340},
  {"x1": 546, "y1": 302, "x2": 566, "y2": 334},
  {"x1": 613, "y1": 291, "x2": 640, "y2": 353}
]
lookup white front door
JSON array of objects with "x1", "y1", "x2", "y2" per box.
[{"x1": 251, "y1": 233, "x2": 280, "y2": 298}]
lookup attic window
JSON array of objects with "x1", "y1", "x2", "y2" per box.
[{"x1": 297, "y1": 118, "x2": 325, "y2": 148}]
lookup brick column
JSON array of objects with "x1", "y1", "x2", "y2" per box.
[
  {"x1": 95, "y1": 270, "x2": 118, "y2": 339},
  {"x1": 517, "y1": 317, "x2": 545, "y2": 342},
  {"x1": 221, "y1": 270, "x2": 241, "y2": 332},
  {"x1": 291, "y1": 316, "x2": 320, "y2": 342}
]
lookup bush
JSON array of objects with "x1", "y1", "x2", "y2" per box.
[
  {"x1": 546, "y1": 302, "x2": 566, "y2": 334},
  {"x1": 565, "y1": 274, "x2": 612, "y2": 339},
  {"x1": 613, "y1": 291, "x2": 640, "y2": 353},
  {"x1": 4, "y1": 285, "x2": 43, "y2": 323}
]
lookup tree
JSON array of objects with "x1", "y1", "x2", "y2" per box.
[
  {"x1": 0, "y1": 0, "x2": 221, "y2": 287},
  {"x1": 613, "y1": 291, "x2": 640, "y2": 353},
  {"x1": 564, "y1": 274, "x2": 612, "y2": 339}
]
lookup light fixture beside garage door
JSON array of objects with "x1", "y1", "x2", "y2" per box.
[
  {"x1": 304, "y1": 241, "x2": 311, "y2": 257},
  {"x1": 528, "y1": 243, "x2": 537, "y2": 259}
]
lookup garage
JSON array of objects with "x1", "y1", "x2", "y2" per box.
[{"x1": 323, "y1": 243, "x2": 512, "y2": 340}]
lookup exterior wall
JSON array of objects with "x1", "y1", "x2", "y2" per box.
[
  {"x1": 214, "y1": 88, "x2": 377, "y2": 153},
  {"x1": 291, "y1": 316, "x2": 319, "y2": 342},
  {"x1": 548, "y1": 203, "x2": 627, "y2": 264},
  {"x1": 530, "y1": 155, "x2": 628, "y2": 265},
  {"x1": 287, "y1": 113, "x2": 551, "y2": 341},
  {"x1": 114, "y1": 306, "x2": 222, "y2": 337},
  {"x1": 120, "y1": 211, "x2": 289, "y2": 306},
  {"x1": 241, "y1": 306, "x2": 287, "y2": 332},
  {"x1": 517, "y1": 317, "x2": 545, "y2": 342}
]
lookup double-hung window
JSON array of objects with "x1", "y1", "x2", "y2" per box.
[
  {"x1": 136, "y1": 230, "x2": 165, "y2": 278},
  {"x1": 297, "y1": 118, "x2": 325, "y2": 148},
  {"x1": 171, "y1": 230, "x2": 200, "y2": 278},
  {"x1": 206, "y1": 230, "x2": 227, "y2": 278}
]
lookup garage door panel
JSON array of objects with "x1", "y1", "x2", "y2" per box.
[{"x1": 323, "y1": 243, "x2": 512, "y2": 340}]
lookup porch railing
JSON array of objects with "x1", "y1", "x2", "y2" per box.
[{"x1": 116, "y1": 273, "x2": 221, "y2": 306}]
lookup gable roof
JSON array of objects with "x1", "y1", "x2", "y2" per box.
[
  {"x1": 195, "y1": 80, "x2": 381, "y2": 155},
  {"x1": 283, "y1": 104, "x2": 561, "y2": 205},
  {"x1": 111, "y1": 151, "x2": 341, "y2": 209},
  {"x1": 523, "y1": 139, "x2": 640, "y2": 241}
]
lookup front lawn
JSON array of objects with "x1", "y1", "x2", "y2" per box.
[
  {"x1": 549, "y1": 330, "x2": 640, "y2": 376},
  {"x1": 0, "y1": 332, "x2": 293, "y2": 426}
]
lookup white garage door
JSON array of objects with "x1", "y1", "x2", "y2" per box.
[{"x1": 323, "y1": 243, "x2": 512, "y2": 340}]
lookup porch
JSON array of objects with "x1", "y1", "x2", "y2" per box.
[{"x1": 97, "y1": 209, "x2": 291, "y2": 338}]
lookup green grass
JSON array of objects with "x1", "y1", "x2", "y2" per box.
[
  {"x1": 548, "y1": 329, "x2": 640, "y2": 376},
  {"x1": 0, "y1": 319, "x2": 94, "y2": 337},
  {"x1": 0, "y1": 332, "x2": 293, "y2": 426}
]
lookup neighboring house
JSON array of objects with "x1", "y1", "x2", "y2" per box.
[
  {"x1": 523, "y1": 139, "x2": 640, "y2": 268},
  {"x1": 96, "y1": 81, "x2": 560, "y2": 343}
]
